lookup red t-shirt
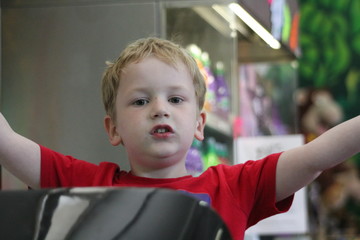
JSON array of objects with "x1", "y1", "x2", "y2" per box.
[{"x1": 40, "y1": 145, "x2": 293, "y2": 240}]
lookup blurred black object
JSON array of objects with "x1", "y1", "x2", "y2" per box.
[{"x1": 0, "y1": 187, "x2": 231, "y2": 240}]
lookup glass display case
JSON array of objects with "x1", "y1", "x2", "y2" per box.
[
  {"x1": 163, "y1": 3, "x2": 238, "y2": 174},
  {"x1": 162, "y1": 1, "x2": 299, "y2": 175},
  {"x1": 239, "y1": 61, "x2": 298, "y2": 137}
]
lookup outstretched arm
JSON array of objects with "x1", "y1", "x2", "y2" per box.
[
  {"x1": 276, "y1": 115, "x2": 360, "y2": 201},
  {"x1": 0, "y1": 113, "x2": 40, "y2": 189}
]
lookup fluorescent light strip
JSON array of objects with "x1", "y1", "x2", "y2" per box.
[
  {"x1": 229, "y1": 3, "x2": 281, "y2": 49},
  {"x1": 212, "y1": 4, "x2": 248, "y2": 36}
]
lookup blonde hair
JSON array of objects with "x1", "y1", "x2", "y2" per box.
[{"x1": 101, "y1": 37, "x2": 206, "y2": 119}]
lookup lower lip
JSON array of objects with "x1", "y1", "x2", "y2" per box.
[{"x1": 152, "y1": 132, "x2": 173, "y2": 138}]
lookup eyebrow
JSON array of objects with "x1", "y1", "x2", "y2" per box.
[{"x1": 129, "y1": 84, "x2": 190, "y2": 93}]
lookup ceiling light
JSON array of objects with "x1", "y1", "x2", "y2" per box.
[{"x1": 229, "y1": 3, "x2": 281, "y2": 49}]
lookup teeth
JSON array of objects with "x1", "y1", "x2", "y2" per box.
[{"x1": 156, "y1": 128, "x2": 168, "y2": 133}]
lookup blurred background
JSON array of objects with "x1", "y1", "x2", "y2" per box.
[{"x1": 0, "y1": 0, "x2": 359, "y2": 239}]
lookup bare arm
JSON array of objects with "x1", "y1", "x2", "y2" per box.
[
  {"x1": 276, "y1": 115, "x2": 360, "y2": 201},
  {"x1": 0, "y1": 113, "x2": 40, "y2": 189}
]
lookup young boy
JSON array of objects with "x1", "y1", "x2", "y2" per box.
[{"x1": 1, "y1": 37, "x2": 360, "y2": 240}]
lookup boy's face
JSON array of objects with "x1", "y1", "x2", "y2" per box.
[{"x1": 105, "y1": 56, "x2": 206, "y2": 173}]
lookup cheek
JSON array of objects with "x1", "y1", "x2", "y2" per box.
[
  {"x1": 118, "y1": 115, "x2": 144, "y2": 134},
  {"x1": 181, "y1": 114, "x2": 198, "y2": 134}
]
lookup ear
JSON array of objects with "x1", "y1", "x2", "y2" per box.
[
  {"x1": 194, "y1": 111, "x2": 206, "y2": 141},
  {"x1": 104, "y1": 115, "x2": 122, "y2": 146}
]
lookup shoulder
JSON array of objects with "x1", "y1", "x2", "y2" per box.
[
  {"x1": 40, "y1": 145, "x2": 123, "y2": 187},
  {"x1": 202, "y1": 152, "x2": 282, "y2": 178},
  {"x1": 196, "y1": 152, "x2": 283, "y2": 203},
  {"x1": 40, "y1": 145, "x2": 119, "y2": 168}
]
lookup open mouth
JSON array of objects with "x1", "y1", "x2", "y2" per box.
[
  {"x1": 151, "y1": 125, "x2": 173, "y2": 134},
  {"x1": 154, "y1": 128, "x2": 170, "y2": 133}
]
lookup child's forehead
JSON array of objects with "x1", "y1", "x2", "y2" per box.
[
  {"x1": 116, "y1": 59, "x2": 196, "y2": 100},
  {"x1": 132, "y1": 55, "x2": 182, "y2": 68},
  {"x1": 121, "y1": 56, "x2": 191, "y2": 81},
  {"x1": 121, "y1": 56, "x2": 190, "y2": 77}
]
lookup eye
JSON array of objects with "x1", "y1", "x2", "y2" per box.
[
  {"x1": 169, "y1": 96, "x2": 184, "y2": 104},
  {"x1": 132, "y1": 99, "x2": 149, "y2": 106}
]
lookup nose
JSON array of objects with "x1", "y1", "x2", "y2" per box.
[{"x1": 151, "y1": 98, "x2": 170, "y2": 119}]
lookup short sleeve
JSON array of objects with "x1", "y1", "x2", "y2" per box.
[
  {"x1": 40, "y1": 145, "x2": 101, "y2": 188},
  {"x1": 195, "y1": 153, "x2": 293, "y2": 238},
  {"x1": 245, "y1": 153, "x2": 293, "y2": 227}
]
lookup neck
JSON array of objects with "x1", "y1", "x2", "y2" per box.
[{"x1": 130, "y1": 163, "x2": 188, "y2": 179}]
